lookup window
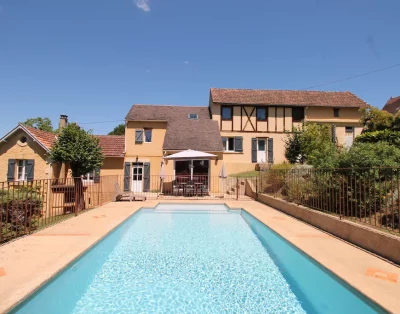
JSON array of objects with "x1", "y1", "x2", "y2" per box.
[
  {"x1": 334, "y1": 108, "x2": 340, "y2": 117},
  {"x1": 144, "y1": 129, "x2": 152, "y2": 143},
  {"x1": 82, "y1": 171, "x2": 95, "y2": 184},
  {"x1": 223, "y1": 137, "x2": 235, "y2": 152},
  {"x1": 221, "y1": 106, "x2": 233, "y2": 120},
  {"x1": 345, "y1": 126, "x2": 354, "y2": 135},
  {"x1": 188, "y1": 113, "x2": 198, "y2": 120},
  {"x1": 256, "y1": 108, "x2": 267, "y2": 121},
  {"x1": 17, "y1": 160, "x2": 27, "y2": 181},
  {"x1": 292, "y1": 107, "x2": 305, "y2": 122}
]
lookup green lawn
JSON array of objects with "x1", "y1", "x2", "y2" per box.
[{"x1": 229, "y1": 170, "x2": 261, "y2": 177}]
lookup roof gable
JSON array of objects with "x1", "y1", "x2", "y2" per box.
[
  {"x1": 210, "y1": 88, "x2": 368, "y2": 108},
  {"x1": 382, "y1": 96, "x2": 400, "y2": 115}
]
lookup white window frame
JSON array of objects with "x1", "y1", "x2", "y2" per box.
[
  {"x1": 188, "y1": 113, "x2": 198, "y2": 120},
  {"x1": 82, "y1": 170, "x2": 95, "y2": 184},
  {"x1": 224, "y1": 137, "x2": 235, "y2": 152},
  {"x1": 17, "y1": 160, "x2": 28, "y2": 181},
  {"x1": 144, "y1": 129, "x2": 152, "y2": 143}
]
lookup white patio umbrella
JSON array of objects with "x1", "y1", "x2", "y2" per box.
[
  {"x1": 219, "y1": 162, "x2": 227, "y2": 197},
  {"x1": 159, "y1": 161, "x2": 166, "y2": 194}
]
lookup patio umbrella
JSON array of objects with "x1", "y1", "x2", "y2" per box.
[
  {"x1": 159, "y1": 161, "x2": 166, "y2": 194},
  {"x1": 219, "y1": 163, "x2": 227, "y2": 197}
]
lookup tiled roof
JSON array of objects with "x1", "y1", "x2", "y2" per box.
[
  {"x1": 210, "y1": 88, "x2": 368, "y2": 108},
  {"x1": 382, "y1": 96, "x2": 400, "y2": 115},
  {"x1": 22, "y1": 124, "x2": 57, "y2": 151},
  {"x1": 95, "y1": 135, "x2": 125, "y2": 157},
  {"x1": 126, "y1": 104, "x2": 224, "y2": 152},
  {"x1": 18, "y1": 125, "x2": 125, "y2": 157}
]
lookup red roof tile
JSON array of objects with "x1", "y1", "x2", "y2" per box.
[
  {"x1": 18, "y1": 125, "x2": 125, "y2": 157},
  {"x1": 95, "y1": 135, "x2": 125, "y2": 157},
  {"x1": 22, "y1": 124, "x2": 57, "y2": 150},
  {"x1": 382, "y1": 96, "x2": 400, "y2": 115},
  {"x1": 210, "y1": 88, "x2": 368, "y2": 108}
]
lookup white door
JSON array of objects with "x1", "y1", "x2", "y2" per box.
[
  {"x1": 344, "y1": 127, "x2": 354, "y2": 148},
  {"x1": 132, "y1": 166, "x2": 143, "y2": 192},
  {"x1": 257, "y1": 139, "x2": 267, "y2": 163}
]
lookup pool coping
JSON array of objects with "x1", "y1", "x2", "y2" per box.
[{"x1": 1, "y1": 200, "x2": 399, "y2": 313}]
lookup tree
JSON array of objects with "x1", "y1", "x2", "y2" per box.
[
  {"x1": 22, "y1": 117, "x2": 54, "y2": 133},
  {"x1": 360, "y1": 106, "x2": 394, "y2": 132},
  {"x1": 108, "y1": 124, "x2": 125, "y2": 135},
  {"x1": 284, "y1": 123, "x2": 338, "y2": 168},
  {"x1": 50, "y1": 123, "x2": 104, "y2": 210}
]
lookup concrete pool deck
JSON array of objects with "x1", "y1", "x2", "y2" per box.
[{"x1": 0, "y1": 200, "x2": 399, "y2": 313}]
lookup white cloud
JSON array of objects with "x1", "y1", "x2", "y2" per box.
[
  {"x1": 184, "y1": 61, "x2": 189, "y2": 65},
  {"x1": 134, "y1": 0, "x2": 150, "y2": 12}
]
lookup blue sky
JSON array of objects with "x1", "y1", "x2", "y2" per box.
[{"x1": 0, "y1": 0, "x2": 399, "y2": 135}]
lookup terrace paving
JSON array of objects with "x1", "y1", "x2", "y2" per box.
[{"x1": 0, "y1": 200, "x2": 399, "y2": 313}]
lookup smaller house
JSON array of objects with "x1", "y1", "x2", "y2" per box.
[
  {"x1": 0, "y1": 115, "x2": 125, "y2": 183},
  {"x1": 382, "y1": 96, "x2": 400, "y2": 115}
]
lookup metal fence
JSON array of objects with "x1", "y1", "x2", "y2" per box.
[
  {"x1": 0, "y1": 176, "x2": 119, "y2": 244},
  {"x1": 257, "y1": 167, "x2": 400, "y2": 234},
  {"x1": 113, "y1": 175, "x2": 251, "y2": 201},
  {"x1": 0, "y1": 175, "x2": 251, "y2": 244}
]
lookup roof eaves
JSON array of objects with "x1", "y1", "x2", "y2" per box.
[{"x1": 0, "y1": 124, "x2": 52, "y2": 153}]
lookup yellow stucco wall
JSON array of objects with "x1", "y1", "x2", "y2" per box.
[
  {"x1": 0, "y1": 129, "x2": 51, "y2": 182},
  {"x1": 306, "y1": 107, "x2": 361, "y2": 123},
  {"x1": 100, "y1": 157, "x2": 124, "y2": 177}
]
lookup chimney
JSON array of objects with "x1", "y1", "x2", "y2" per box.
[{"x1": 59, "y1": 115, "x2": 68, "y2": 130}]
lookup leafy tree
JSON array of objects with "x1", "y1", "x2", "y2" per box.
[
  {"x1": 50, "y1": 124, "x2": 104, "y2": 210},
  {"x1": 360, "y1": 106, "x2": 394, "y2": 132},
  {"x1": 355, "y1": 129, "x2": 400, "y2": 146},
  {"x1": 284, "y1": 123, "x2": 338, "y2": 168},
  {"x1": 108, "y1": 124, "x2": 125, "y2": 135},
  {"x1": 22, "y1": 117, "x2": 54, "y2": 133},
  {"x1": 338, "y1": 141, "x2": 400, "y2": 168},
  {"x1": 284, "y1": 127, "x2": 304, "y2": 164}
]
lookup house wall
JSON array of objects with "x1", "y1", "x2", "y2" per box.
[
  {"x1": 100, "y1": 157, "x2": 124, "y2": 177},
  {"x1": 0, "y1": 129, "x2": 51, "y2": 182},
  {"x1": 210, "y1": 101, "x2": 364, "y2": 174}
]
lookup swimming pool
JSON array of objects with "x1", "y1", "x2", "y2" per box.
[{"x1": 11, "y1": 204, "x2": 385, "y2": 313}]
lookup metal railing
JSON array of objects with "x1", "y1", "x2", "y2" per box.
[
  {"x1": 0, "y1": 174, "x2": 251, "y2": 244},
  {"x1": 257, "y1": 167, "x2": 400, "y2": 234},
  {"x1": 0, "y1": 175, "x2": 119, "y2": 244},
  {"x1": 115, "y1": 175, "x2": 250, "y2": 201}
]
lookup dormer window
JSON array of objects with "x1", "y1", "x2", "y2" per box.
[{"x1": 188, "y1": 113, "x2": 198, "y2": 120}]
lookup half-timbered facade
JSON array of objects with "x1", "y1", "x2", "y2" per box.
[{"x1": 209, "y1": 88, "x2": 368, "y2": 174}]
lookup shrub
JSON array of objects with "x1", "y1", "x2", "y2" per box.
[
  {"x1": 355, "y1": 129, "x2": 400, "y2": 146},
  {"x1": 338, "y1": 142, "x2": 400, "y2": 168},
  {"x1": 360, "y1": 106, "x2": 394, "y2": 131}
]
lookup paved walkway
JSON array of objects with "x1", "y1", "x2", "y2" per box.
[{"x1": 0, "y1": 200, "x2": 399, "y2": 313}]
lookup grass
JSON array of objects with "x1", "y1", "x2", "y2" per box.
[{"x1": 229, "y1": 170, "x2": 261, "y2": 178}]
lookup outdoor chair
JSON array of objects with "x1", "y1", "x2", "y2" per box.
[
  {"x1": 185, "y1": 180, "x2": 195, "y2": 196},
  {"x1": 113, "y1": 182, "x2": 146, "y2": 202},
  {"x1": 172, "y1": 180, "x2": 183, "y2": 196}
]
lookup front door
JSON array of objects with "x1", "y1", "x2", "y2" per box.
[
  {"x1": 132, "y1": 165, "x2": 143, "y2": 192},
  {"x1": 257, "y1": 139, "x2": 267, "y2": 163}
]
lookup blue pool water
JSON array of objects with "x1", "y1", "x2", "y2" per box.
[{"x1": 11, "y1": 204, "x2": 384, "y2": 314}]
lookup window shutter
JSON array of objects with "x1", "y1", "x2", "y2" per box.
[
  {"x1": 135, "y1": 130, "x2": 143, "y2": 144},
  {"x1": 7, "y1": 159, "x2": 16, "y2": 182},
  {"x1": 26, "y1": 160, "x2": 35, "y2": 182},
  {"x1": 235, "y1": 137, "x2": 243, "y2": 152},
  {"x1": 267, "y1": 138, "x2": 274, "y2": 163},
  {"x1": 251, "y1": 138, "x2": 257, "y2": 163},
  {"x1": 143, "y1": 162, "x2": 150, "y2": 192},
  {"x1": 124, "y1": 162, "x2": 131, "y2": 191},
  {"x1": 94, "y1": 167, "x2": 101, "y2": 183},
  {"x1": 331, "y1": 125, "x2": 337, "y2": 143}
]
